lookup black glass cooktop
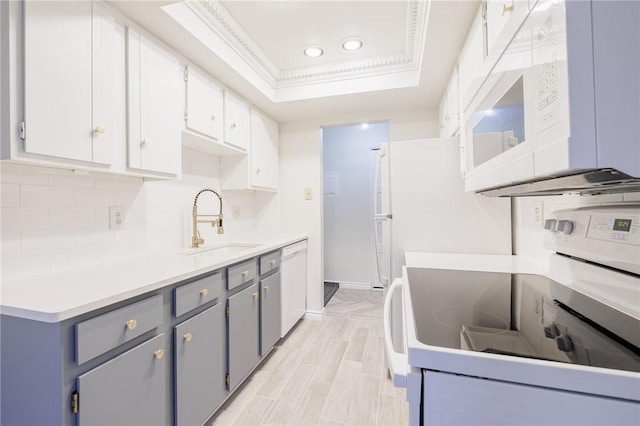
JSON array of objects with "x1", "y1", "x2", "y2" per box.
[{"x1": 406, "y1": 268, "x2": 640, "y2": 373}]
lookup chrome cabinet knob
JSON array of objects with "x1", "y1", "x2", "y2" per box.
[
  {"x1": 200, "y1": 288, "x2": 209, "y2": 297},
  {"x1": 125, "y1": 319, "x2": 137, "y2": 330},
  {"x1": 94, "y1": 126, "x2": 106, "y2": 134},
  {"x1": 183, "y1": 333, "x2": 193, "y2": 343},
  {"x1": 230, "y1": 123, "x2": 237, "y2": 130},
  {"x1": 270, "y1": 259, "x2": 276, "y2": 267},
  {"x1": 154, "y1": 349, "x2": 165, "y2": 360},
  {"x1": 141, "y1": 138, "x2": 150, "y2": 146}
]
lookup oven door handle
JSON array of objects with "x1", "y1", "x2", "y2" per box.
[{"x1": 384, "y1": 278, "x2": 408, "y2": 388}]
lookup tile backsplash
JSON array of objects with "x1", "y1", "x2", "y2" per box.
[{"x1": 1, "y1": 148, "x2": 280, "y2": 281}]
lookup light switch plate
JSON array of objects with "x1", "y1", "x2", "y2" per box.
[{"x1": 304, "y1": 187, "x2": 312, "y2": 200}]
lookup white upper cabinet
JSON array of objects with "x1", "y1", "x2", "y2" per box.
[
  {"x1": 185, "y1": 66, "x2": 224, "y2": 142},
  {"x1": 458, "y1": 4, "x2": 487, "y2": 113},
  {"x1": 220, "y1": 108, "x2": 279, "y2": 191},
  {"x1": 23, "y1": 0, "x2": 115, "y2": 165},
  {"x1": 250, "y1": 109, "x2": 279, "y2": 190},
  {"x1": 439, "y1": 66, "x2": 461, "y2": 138},
  {"x1": 485, "y1": 0, "x2": 529, "y2": 56},
  {"x1": 127, "y1": 28, "x2": 182, "y2": 176},
  {"x1": 223, "y1": 91, "x2": 250, "y2": 151}
]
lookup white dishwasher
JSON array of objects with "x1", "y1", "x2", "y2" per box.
[{"x1": 280, "y1": 240, "x2": 307, "y2": 337}]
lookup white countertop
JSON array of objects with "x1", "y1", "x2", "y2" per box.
[
  {"x1": 0, "y1": 234, "x2": 307, "y2": 323},
  {"x1": 404, "y1": 251, "x2": 546, "y2": 274}
]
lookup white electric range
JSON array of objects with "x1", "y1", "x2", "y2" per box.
[{"x1": 385, "y1": 205, "x2": 640, "y2": 425}]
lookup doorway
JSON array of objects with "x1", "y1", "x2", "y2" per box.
[{"x1": 322, "y1": 122, "x2": 390, "y2": 294}]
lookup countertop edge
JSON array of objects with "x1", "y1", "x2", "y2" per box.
[{"x1": 0, "y1": 235, "x2": 308, "y2": 323}]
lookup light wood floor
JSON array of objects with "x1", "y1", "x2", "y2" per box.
[{"x1": 209, "y1": 289, "x2": 409, "y2": 426}]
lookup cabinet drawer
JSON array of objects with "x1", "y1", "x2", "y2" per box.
[
  {"x1": 259, "y1": 251, "x2": 280, "y2": 275},
  {"x1": 227, "y1": 259, "x2": 257, "y2": 290},
  {"x1": 174, "y1": 272, "x2": 222, "y2": 317},
  {"x1": 76, "y1": 294, "x2": 163, "y2": 365}
]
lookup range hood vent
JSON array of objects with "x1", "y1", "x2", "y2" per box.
[{"x1": 478, "y1": 169, "x2": 640, "y2": 197}]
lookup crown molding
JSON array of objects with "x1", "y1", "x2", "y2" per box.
[{"x1": 184, "y1": 0, "x2": 429, "y2": 88}]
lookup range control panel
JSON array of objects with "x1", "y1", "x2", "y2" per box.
[
  {"x1": 587, "y1": 214, "x2": 640, "y2": 246},
  {"x1": 545, "y1": 205, "x2": 640, "y2": 275}
]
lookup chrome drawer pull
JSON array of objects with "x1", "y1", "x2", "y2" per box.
[
  {"x1": 264, "y1": 286, "x2": 270, "y2": 292},
  {"x1": 200, "y1": 288, "x2": 209, "y2": 297},
  {"x1": 270, "y1": 259, "x2": 276, "y2": 267},
  {"x1": 252, "y1": 292, "x2": 259, "y2": 299},
  {"x1": 242, "y1": 270, "x2": 249, "y2": 278},
  {"x1": 125, "y1": 319, "x2": 138, "y2": 330}
]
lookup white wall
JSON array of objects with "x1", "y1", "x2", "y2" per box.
[
  {"x1": 0, "y1": 147, "x2": 279, "y2": 281},
  {"x1": 322, "y1": 122, "x2": 389, "y2": 288},
  {"x1": 279, "y1": 108, "x2": 439, "y2": 314}
]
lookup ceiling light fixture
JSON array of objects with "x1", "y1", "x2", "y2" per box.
[
  {"x1": 303, "y1": 46, "x2": 324, "y2": 58},
  {"x1": 341, "y1": 38, "x2": 363, "y2": 52}
]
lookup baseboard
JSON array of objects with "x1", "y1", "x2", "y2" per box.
[
  {"x1": 337, "y1": 281, "x2": 371, "y2": 290},
  {"x1": 304, "y1": 308, "x2": 325, "y2": 320}
]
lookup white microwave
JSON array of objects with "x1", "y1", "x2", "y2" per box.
[{"x1": 464, "y1": 0, "x2": 640, "y2": 196}]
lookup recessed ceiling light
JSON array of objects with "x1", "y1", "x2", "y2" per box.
[
  {"x1": 303, "y1": 46, "x2": 324, "y2": 58},
  {"x1": 361, "y1": 122, "x2": 369, "y2": 130},
  {"x1": 341, "y1": 38, "x2": 363, "y2": 52}
]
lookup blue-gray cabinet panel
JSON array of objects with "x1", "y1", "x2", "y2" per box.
[
  {"x1": 77, "y1": 333, "x2": 167, "y2": 426},
  {"x1": 174, "y1": 304, "x2": 226, "y2": 426},
  {"x1": 75, "y1": 294, "x2": 163, "y2": 364},
  {"x1": 259, "y1": 251, "x2": 280, "y2": 275},
  {"x1": 174, "y1": 272, "x2": 222, "y2": 317},
  {"x1": 260, "y1": 271, "x2": 281, "y2": 356},
  {"x1": 227, "y1": 259, "x2": 257, "y2": 290},
  {"x1": 228, "y1": 283, "x2": 260, "y2": 390}
]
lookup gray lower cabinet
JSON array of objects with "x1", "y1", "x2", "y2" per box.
[
  {"x1": 174, "y1": 304, "x2": 226, "y2": 426},
  {"x1": 77, "y1": 333, "x2": 167, "y2": 426},
  {"x1": 260, "y1": 271, "x2": 281, "y2": 356},
  {"x1": 227, "y1": 282, "x2": 260, "y2": 390}
]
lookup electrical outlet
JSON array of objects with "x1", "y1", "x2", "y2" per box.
[
  {"x1": 232, "y1": 206, "x2": 241, "y2": 218},
  {"x1": 304, "y1": 187, "x2": 312, "y2": 200},
  {"x1": 533, "y1": 201, "x2": 544, "y2": 226},
  {"x1": 109, "y1": 206, "x2": 124, "y2": 230}
]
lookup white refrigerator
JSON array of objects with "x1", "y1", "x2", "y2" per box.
[
  {"x1": 373, "y1": 137, "x2": 512, "y2": 287},
  {"x1": 375, "y1": 138, "x2": 512, "y2": 379}
]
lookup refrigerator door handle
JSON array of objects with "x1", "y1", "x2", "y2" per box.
[
  {"x1": 373, "y1": 149, "x2": 389, "y2": 286},
  {"x1": 374, "y1": 214, "x2": 392, "y2": 220}
]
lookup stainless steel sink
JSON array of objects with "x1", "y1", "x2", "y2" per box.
[{"x1": 186, "y1": 242, "x2": 260, "y2": 256}]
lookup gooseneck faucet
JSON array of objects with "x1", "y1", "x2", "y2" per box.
[{"x1": 192, "y1": 188, "x2": 224, "y2": 248}]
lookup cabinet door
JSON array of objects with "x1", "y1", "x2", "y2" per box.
[
  {"x1": 250, "y1": 109, "x2": 279, "y2": 189},
  {"x1": 175, "y1": 304, "x2": 226, "y2": 426},
  {"x1": 223, "y1": 91, "x2": 250, "y2": 151},
  {"x1": 77, "y1": 333, "x2": 167, "y2": 426},
  {"x1": 486, "y1": 0, "x2": 529, "y2": 56},
  {"x1": 260, "y1": 271, "x2": 281, "y2": 356},
  {"x1": 458, "y1": 4, "x2": 487, "y2": 113},
  {"x1": 185, "y1": 66, "x2": 223, "y2": 141},
  {"x1": 24, "y1": 0, "x2": 93, "y2": 162},
  {"x1": 127, "y1": 29, "x2": 181, "y2": 175},
  {"x1": 228, "y1": 283, "x2": 260, "y2": 390}
]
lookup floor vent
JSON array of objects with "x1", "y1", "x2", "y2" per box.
[{"x1": 324, "y1": 281, "x2": 339, "y2": 306}]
